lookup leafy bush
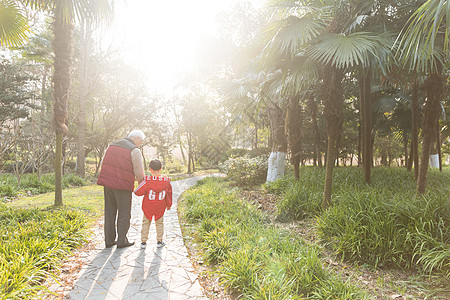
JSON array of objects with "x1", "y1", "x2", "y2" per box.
[
  {"x1": 179, "y1": 178, "x2": 365, "y2": 299},
  {"x1": 62, "y1": 173, "x2": 89, "y2": 187},
  {"x1": 0, "y1": 205, "x2": 88, "y2": 299},
  {"x1": 248, "y1": 147, "x2": 271, "y2": 157},
  {"x1": 0, "y1": 183, "x2": 16, "y2": 197},
  {"x1": 220, "y1": 155, "x2": 268, "y2": 186},
  {"x1": 221, "y1": 148, "x2": 250, "y2": 162},
  {"x1": 157, "y1": 158, "x2": 184, "y2": 174}
]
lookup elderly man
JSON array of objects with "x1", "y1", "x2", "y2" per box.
[{"x1": 97, "y1": 130, "x2": 146, "y2": 248}]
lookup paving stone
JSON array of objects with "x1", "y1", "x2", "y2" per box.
[{"x1": 61, "y1": 177, "x2": 210, "y2": 299}]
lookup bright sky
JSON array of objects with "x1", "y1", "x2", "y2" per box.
[{"x1": 104, "y1": 0, "x2": 265, "y2": 94}]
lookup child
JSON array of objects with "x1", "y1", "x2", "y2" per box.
[{"x1": 134, "y1": 159, "x2": 172, "y2": 249}]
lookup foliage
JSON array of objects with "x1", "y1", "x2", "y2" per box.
[
  {"x1": 0, "y1": 205, "x2": 88, "y2": 299},
  {"x1": 0, "y1": 173, "x2": 90, "y2": 198},
  {"x1": 221, "y1": 148, "x2": 250, "y2": 162},
  {"x1": 249, "y1": 146, "x2": 271, "y2": 157},
  {"x1": 220, "y1": 154, "x2": 268, "y2": 186},
  {"x1": 0, "y1": 0, "x2": 29, "y2": 47},
  {"x1": 179, "y1": 177, "x2": 366, "y2": 299},
  {"x1": 164, "y1": 158, "x2": 185, "y2": 174},
  {"x1": 272, "y1": 167, "x2": 449, "y2": 274},
  {"x1": 0, "y1": 58, "x2": 35, "y2": 125}
]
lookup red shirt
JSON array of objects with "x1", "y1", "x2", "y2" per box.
[{"x1": 134, "y1": 175, "x2": 172, "y2": 220}]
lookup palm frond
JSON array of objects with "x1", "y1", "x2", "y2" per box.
[
  {"x1": 307, "y1": 32, "x2": 389, "y2": 69},
  {"x1": 284, "y1": 54, "x2": 319, "y2": 92},
  {"x1": 263, "y1": 14, "x2": 327, "y2": 60},
  {"x1": 21, "y1": 0, "x2": 113, "y2": 24},
  {"x1": 395, "y1": 0, "x2": 450, "y2": 72},
  {"x1": 0, "y1": 0, "x2": 29, "y2": 48}
]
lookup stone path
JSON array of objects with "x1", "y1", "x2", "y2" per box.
[{"x1": 64, "y1": 176, "x2": 208, "y2": 300}]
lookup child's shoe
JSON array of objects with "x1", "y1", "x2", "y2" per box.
[
  {"x1": 140, "y1": 242, "x2": 146, "y2": 249},
  {"x1": 156, "y1": 241, "x2": 165, "y2": 248}
]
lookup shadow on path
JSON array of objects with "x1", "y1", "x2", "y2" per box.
[{"x1": 66, "y1": 248, "x2": 120, "y2": 299}]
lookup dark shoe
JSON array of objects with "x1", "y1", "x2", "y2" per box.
[
  {"x1": 140, "y1": 242, "x2": 147, "y2": 249},
  {"x1": 105, "y1": 241, "x2": 117, "y2": 248},
  {"x1": 117, "y1": 241, "x2": 134, "y2": 248},
  {"x1": 156, "y1": 241, "x2": 165, "y2": 248}
]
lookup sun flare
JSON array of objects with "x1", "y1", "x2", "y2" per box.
[{"x1": 104, "y1": 0, "x2": 264, "y2": 93}]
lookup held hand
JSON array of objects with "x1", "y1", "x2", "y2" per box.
[{"x1": 167, "y1": 207, "x2": 171, "y2": 210}]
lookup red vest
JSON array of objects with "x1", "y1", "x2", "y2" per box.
[{"x1": 97, "y1": 138, "x2": 137, "y2": 191}]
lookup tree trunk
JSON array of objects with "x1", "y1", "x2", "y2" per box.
[
  {"x1": 322, "y1": 66, "x2": 344, "y2": 207},
  {"x1": 187, "y1": 132, "x2": 193, "y2": 173},
  {"x1": 77, "y1": 18, "x2": 92, "y2": 177},
  {"x1": 436, "y1": 119, "x2": 442, "y2": 171},
  {"x1": 323, "y1": 134, "x2": 337, "y2": 207},
  {"x1": 359, "y1": 69, "x2": 372, "y2": 184},
  {"x1": 417, "y1": 73, "x2": 443, "y2": 194},
  {"x1": 407, "y1": 141, "x2": 414, "y2": 171},
  {"x1": 307, "y1": 93, "x2": 321, "y2": 167},
  {"x1": 410, "y1": 81, "x2": 419, "y2": 179},
  {"x1": 357, "y1": 125, "x2": 361, "y2": 166},
  {"x1": 55, "y1": 133, "x2": 63, "y2": 206},
  {"x1": 254, "y1": 120, "x2": 258, "y2": 150},
  {"x1": 266, "y1": 100, "x2": 287, "y2": 182},
  {"x1": 286, "y1": 94, "x2": 302, "y2": 181},
  {"x1": 76, "y1": 17, "x2": 91, "y2": 177},
  {"x1": 53, "y1": 6, "x2": 73, "y2": 206},
  {"x1": 403, "y1": 137, "x2": 408, "y2": 167}
]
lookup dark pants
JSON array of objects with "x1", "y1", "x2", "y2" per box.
[{"x1": 104, "y1": 187, "x2": 132, "y2": 247}]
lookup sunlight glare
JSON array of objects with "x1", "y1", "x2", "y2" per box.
[{"x1": 104, "y1": 0, "x2": 264, "y2": 94}]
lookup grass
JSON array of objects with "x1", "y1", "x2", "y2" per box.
[
  {"x1": 0, "y1": 173, "x2": 91, "y2": 198},
  {"x1": 0, "y1": 184, "x2": 104, "y2": 299},
  {"x1": 179, "y1": 177, "x2": 367, "y2": 299},
  {"x1": 10, "y1": 185, "x2": 104, "y2": 219},
  {"x1": 267, "y1": 167, "x2": 450, "y2": 275}
]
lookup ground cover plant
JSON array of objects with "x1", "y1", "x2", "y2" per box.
[
  {"x1": 0, "y1": 205, "x2": 87, "y2": 299},
  {"x1": 270, "y1": 167, "x2": 449, "y2": 277},
  {"x1": 1, "y1": 185, "x2": 104, "y2": 299},
  {"x1": 179, "y1": 177, "x2": 366, "y2": 299},
  {"x1": 0, "y1": 173, "x2": 91, "y2": 198}
]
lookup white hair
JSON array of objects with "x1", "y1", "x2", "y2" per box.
[{"x1": 128, "y1": 130, "x2": 145, "y2": 140}]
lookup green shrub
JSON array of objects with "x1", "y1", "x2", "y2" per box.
[
  {"x1": 62, "y1": 173, "x2": 89, "y2": 187},
  {"x1": 0, "y1": 183, "x2": 16, "y2": 198},
  {"x1": 221, "y1": 148, "x2": 250, "y2": 162},
  {"x1": 165, "y1": 158, "x2": 185, "y2": 174},
  {"x1": 220, "y1": 155, "x2": 268, "y2": 186},
  {"x1": 248, "y1": 147, "x2": 271, "y2": 157}
]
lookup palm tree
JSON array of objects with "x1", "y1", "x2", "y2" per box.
[
  {"x1": 396, "y1": 0, "x2": 449, "y2": 194},
  {"x1": 0, "y1": 0, "x2": 29, "y2": 47},
  {"x1": 22, "y1": 0, "x2": 113, "y2": 205},
  {"x1": 264, "y1": 0, "x2": 391, "y2": 206}
]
